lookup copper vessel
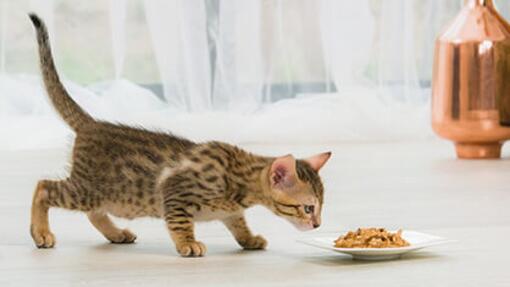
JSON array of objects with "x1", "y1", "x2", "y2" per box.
[{"x1": 432, "y1": 0, "x2": 510, "y2": 159}]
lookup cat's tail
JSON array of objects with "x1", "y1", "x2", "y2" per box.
[{"x1": 29, "y1": 13, "x2": 94, "y2": 131}]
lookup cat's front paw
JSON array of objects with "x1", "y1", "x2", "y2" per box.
[
  {"x1": 239, "y1": 235, "x2": 267, "y2": 250},
  {"x1": 177, "y1": 241, "x2": 207, "y2": 257},
  {"x1": 108, "y1": 229, "x2": 137, "y2": 244},
  {"x1": 30, "y1": 224, "x2": 56, "y2": 248}
]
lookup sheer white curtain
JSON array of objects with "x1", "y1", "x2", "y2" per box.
[
  {"x1": 1, "y1": 0, "x2": 510, "y2": 149},
  {"x1": 144, "y1": 0, "x2": 212, "y2": 111}
]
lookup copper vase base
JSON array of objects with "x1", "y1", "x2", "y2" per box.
[{"x1": 455, "y1": 142, "x2": 502, "y2": 159}]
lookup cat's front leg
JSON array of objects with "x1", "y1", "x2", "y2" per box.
[
  {"x1": 166, "y1": 214, "x2": 206, "y2": 257},
  {"x1": 160, "y1": 172, "x2": 207, "y2": 257},
  {"x1": 223, "y1": 214, "x2": 267, "y2": 250}
]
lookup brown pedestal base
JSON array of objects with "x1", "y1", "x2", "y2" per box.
[{"x1": 455, "y1": 142, "x2": 502, "y2": 159}]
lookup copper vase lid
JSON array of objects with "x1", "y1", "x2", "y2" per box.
[{"x1": 432, "y1": 0, "x2": 510, "y2": 159}]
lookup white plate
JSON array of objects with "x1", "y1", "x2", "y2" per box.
[{"x1": 297, "y1": 230, "x2": 455, "y2": 261}]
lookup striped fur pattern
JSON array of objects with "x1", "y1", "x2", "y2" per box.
[{"x1": 28, "y1": 14, "x2": 331, "y2": 257}]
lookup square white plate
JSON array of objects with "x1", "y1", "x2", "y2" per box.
[{"x1": 297, "y1": 230, "x2": 455, "y2": 261}]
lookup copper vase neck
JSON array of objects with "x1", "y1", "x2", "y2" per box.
[
  {"x1": 464, "y1": 0, "x2": 494, "y2": 7},
  {"x1": 440, "y1": 0, "x2": 509, "y2": 42}
]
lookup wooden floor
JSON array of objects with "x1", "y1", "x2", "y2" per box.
[{"x1": 1, "y1": 140, "x2": 510, "y2": 286}]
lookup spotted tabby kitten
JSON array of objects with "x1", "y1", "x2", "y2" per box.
[{"x1": 28, "y1": 14, "x2": 331, "y2": 257}]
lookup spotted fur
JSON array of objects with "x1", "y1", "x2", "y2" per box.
[{"x1": 28, "y1": 14, "x2": 331, "y2": 257}]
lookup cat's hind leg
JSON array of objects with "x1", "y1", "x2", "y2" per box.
[
  {"x1": 30, "y1": 180, "x2": 56, "y2": 248},
  {"x1": 30, "y1": 179, "x2": 98, "y2": 248},
  {"x1": 223, "y1": 214, "x2": 267, "y2": 250},
  {"x1": 87, "y1": 211, "x2": 136, "y2": 244}
]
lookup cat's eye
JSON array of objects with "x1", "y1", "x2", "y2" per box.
[{"x1": 304, "y1": 205, "x2": 314, "y2": 214}]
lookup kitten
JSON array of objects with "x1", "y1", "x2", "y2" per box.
[{"x1": 28, "y1": 14, "x2": 331, "y2": 257}]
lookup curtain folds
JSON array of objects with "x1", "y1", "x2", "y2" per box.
[
  {"x1": 144, "y1": 0, "x2": 212, "y2": 111},
  {"x1": 4, "y1": 0, "x2": 503, "y2": 108}
]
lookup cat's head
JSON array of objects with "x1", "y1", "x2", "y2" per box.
[{"x1": 265, "y1": 152, "x2": 331, "y2": 231}]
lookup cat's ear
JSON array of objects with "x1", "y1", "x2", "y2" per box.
[
  {"x1": 305, "y1": 152, "x2": 332, "y2": 172},
  {"x1": 270, "y1": 154, "x2": 297, "y2": 189}
]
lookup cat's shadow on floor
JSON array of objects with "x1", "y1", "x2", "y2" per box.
[{"x1": 90, "y1": 242, "x2": 263, "y2": 258}]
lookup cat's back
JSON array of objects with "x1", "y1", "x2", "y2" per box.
[{"x1": 70, "y1": 122, "x2": 195, "y2": 186}]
